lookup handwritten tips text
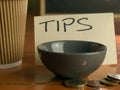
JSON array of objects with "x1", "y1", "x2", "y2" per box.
[{"x1": 39, "y1": 17, "x2": 93, "y2": 32}]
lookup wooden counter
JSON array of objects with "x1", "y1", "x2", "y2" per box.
[{"x1": 0, "y1": 14, "x2": 120, "y2": 90}]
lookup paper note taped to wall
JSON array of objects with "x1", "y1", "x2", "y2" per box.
[{"x1": 34, "y1": 13, "x2": 117, "y2": 65}]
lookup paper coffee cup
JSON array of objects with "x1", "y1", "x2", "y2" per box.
[{"x1": 0, "y1": 0, "x2": 28, "y2": 69}]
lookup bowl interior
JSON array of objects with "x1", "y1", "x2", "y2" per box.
[{"x1": 38, "y1": 40, "x2": 106, "y2": 54}]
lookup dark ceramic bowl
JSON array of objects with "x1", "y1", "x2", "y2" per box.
[{"x1": 37, "y1": 40, "x2": 107, "y2": 80}]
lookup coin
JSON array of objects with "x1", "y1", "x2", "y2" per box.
[
  {"x1": 92, "y1": 87, "x2": 103, "y2": 90},
  {"x1": 100, "y1": 78, "x2": 119, "y2": 86},
  {"x1": 87, "y1": 80, "x2": 104, "y2": 87},
  {"x1": 64, "y1": 79, "x2": 87, "y2": 88},
  {"x1": 105, "y1": 76, "x2": 120, "y2": 83},
  {"x1": 107, "y1": 73, "x2": 120, "y2": 81}
]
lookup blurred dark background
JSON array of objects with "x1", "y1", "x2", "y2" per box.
[
  {"x1": 28, "y1": 0, "x2": 40, "y2": 15},
  {"x1": 46, "y1": 0, "x2": 120, "y2": 13},
  {"x1": 28, "y1": 0, "x2": 120, "y2": 15}
]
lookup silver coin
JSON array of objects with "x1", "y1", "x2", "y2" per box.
[
  {"x1": 87, "y1": 80, "x2": 104, "y2": 87},
  {"x1": 107, "y1": 73, "x2": 120, "y2": 80},
  {"x1": 105, "y1": 76, "x2": 120, "y2": 83},
  {"x1": 100, "y1": 78, "x2": 119, "y2": 86}
]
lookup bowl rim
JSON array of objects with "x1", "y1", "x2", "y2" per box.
[{"x1": 37, "y1": 40, "x2": 107, "y2": 55}]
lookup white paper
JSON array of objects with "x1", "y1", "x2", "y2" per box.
[{"x1": 34, "y1": 13, "x2": 117, "y2": 65}]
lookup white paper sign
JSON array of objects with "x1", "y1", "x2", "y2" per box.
[{"x1": 34, "y1": 13, "x2": 117, "y2": 65}]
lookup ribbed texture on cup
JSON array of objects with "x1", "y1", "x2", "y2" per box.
[{"x1": 0, "y1": 0, "x2": 28, "y2": 64}]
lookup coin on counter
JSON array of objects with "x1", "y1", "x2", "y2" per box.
[
  {"x1": 92, "y1": 87, "x2": 103, "y2": 90},
  {"x1": 105, "y1": 76, "x2": 120, "y2": 83},
  {"x1": 87, "y1": 80, "x2": 104, "y2": 87},
  {"x1": 100, "y1": 78, "x2": 119, "y2": 86},
  {"x1": 64, "y1": 79, "x2": 87, "y2": 88},
  {"x1": 107, "y1": 73, "x2": 120, "y2": 81}
]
